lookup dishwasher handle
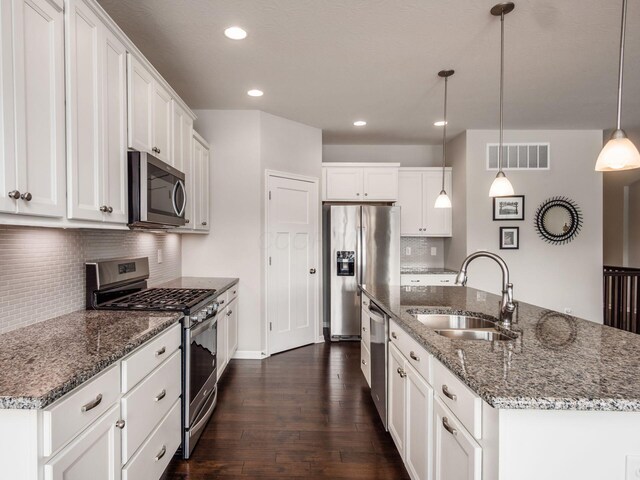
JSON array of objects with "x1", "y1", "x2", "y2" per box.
[{"x1": 368, "y1": 302, "x2": 386, "y2": 323}]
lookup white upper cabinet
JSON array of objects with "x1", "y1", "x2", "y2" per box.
[
  {"x1": 362, "y1": 167, "x2": 398, "y2": 200},
  {"x1": 127, "y1": 54, "x2": 176, "y2": 165},
  {"x1": 127, "y1": 54, "x2": 153, "y2": 154},
  {"x1": 152, "y1": 82, "x2": 171, "y2": 164},
  {"x1": 322, "y1": 163, "x2": 400, "y2": 201},
  {"x1": 0, "y1": 0, "x2": 66, "y2": 218},
  {"x1": 171, "y1": 100, "x2": 193, "y2": 172},
  {"x1": 66, "y1": 0, "x2": 127, "y2": 224},
  {"x1": 398, "y1": 168, "x2": 452, "y2": 237},
  {"x1": 192, "y1": 132, "x2": 210, "y2": 231}
]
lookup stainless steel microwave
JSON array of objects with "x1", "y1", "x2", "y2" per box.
[{"x1": 128, "y1": 151, "x2": 186, "y2": 229}]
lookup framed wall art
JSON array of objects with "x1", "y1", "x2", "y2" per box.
[
  {"x1": 500, "y1": 227, "x2": 519, "y2": 249},
  {"x1": 493, "y1": 195, "x2": 525, "y2": 221}
]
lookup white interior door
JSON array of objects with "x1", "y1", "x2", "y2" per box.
[{"x1": 267, "y1": 173, "x2": 319, "y2": 355}]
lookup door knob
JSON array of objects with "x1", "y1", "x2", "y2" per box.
[
  {"x1": 309, "y1": 268, "x2": 317, "y2": 274},
  {"x1": 8, "y1": 190, "x2": 20, "y2": 200}
]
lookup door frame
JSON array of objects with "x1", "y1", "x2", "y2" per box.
[{"x1": 264, "y1": 170, "x2": 322, "y2": 357}]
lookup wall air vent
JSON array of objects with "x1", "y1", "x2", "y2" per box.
[{"x1": 486, "y1": 143, "x2": 550, "y2": 170}]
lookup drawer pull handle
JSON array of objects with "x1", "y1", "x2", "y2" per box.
[
  {"x1": 409, "y1": 351, "x2": 420, "y2": 361},
  {"x1": 155, "y1": 445, "x2": 167, "y2": 462},
  {"x1": 411, "y1": 280, "x2": 420, "y2": 283},
  {"x1": 442, "y1": 417, "x2": 458, "y2": 436},
  {"x1": 155, "y1": 346, "x2": 166, "y2": 356},
  {"x1": 391, "y1": 332, "x2": 398, "y2": 339},
  {"x1": 440, "y1": 280, "x2": 450, "y2": 283},
  {"x1": 397, "y1": 367, "x2": 407, "y2": 378},
  {"x1": 155, "y1": 389, "x2": 167, "y2": 402},
  {"x1": 442, "y1": 384, "x2": 457, "y2": 401},
  {"x1": 81, "y1": 394, "x2": 103, "y2": 412},
  {"x1": 219, "y1": 299, "x2": 225, "y2": 305},
  {"x1": 115, "y1": 419, "x2": 125, "y2": 429}
]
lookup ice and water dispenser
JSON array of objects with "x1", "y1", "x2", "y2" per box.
[{"x1": 336, "y1": 251, "x2": 355, "y2": 276}]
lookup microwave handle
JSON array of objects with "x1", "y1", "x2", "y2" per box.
[{"x1": 172, "y1": 179, "x2": 187, "y2": 217}]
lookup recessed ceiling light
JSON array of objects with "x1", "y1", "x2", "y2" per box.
[
  {"x1": 434, "y1": 121, "x2": 448, "y2": 126},
  {"x1": 247, "y1": 89, "x2": 263, "y2": 97},
  {"x1": 224, "y1": 26, "x2": 247, "y2": 40},
  {"x1": 353, "y1": 120, "x2": 367, "y2": 127}
]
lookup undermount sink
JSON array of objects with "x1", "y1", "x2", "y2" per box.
[
  {"x1": 409, "y1": 312, "x2": 514, "y2": 342},
  {"x1": 413, "y1": 313, "x2": 497, "y2": 330},
  {"x1": 433, "y1": 329, "x2": 512, "y2": 342}
]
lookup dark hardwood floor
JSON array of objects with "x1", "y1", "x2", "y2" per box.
[{"x1": 162, "y1": 342, "x2": 409, "y2": 479}]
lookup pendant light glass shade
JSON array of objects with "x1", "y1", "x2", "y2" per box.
[
  {"x1": 595, "y1": 0, "x2": 639, "y2": 171},
  {"x1": 596, "y1": 129, "x2": 640, "y2": 171},
  {"x1": 434, "y1": 190, "x2": 452, "y2": 208},
  {"x1": 489, "y1": 171, "x2": 515, "y2": 197},
  {"x1": 489, "y1": 2, "x2": 515, "y2": 197},
  {"x1": 435, "y1": 70, "x2": 454, "y2": 209}
]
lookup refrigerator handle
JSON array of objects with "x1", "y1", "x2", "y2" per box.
[{"x1": 356, "y1": 224, "x2": 362, "y2": 296}]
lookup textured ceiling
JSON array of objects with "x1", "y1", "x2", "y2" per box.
[{"x1": 97, "y1": 0, "x2": 640, "y2": 144}]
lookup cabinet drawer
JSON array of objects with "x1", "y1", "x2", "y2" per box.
[
  {"x1": 433, "y1": 359, "x2": 482, "y2": 440},
  {"x1": 216, "y1": 290, "x2": 229, "y2": 309},
  {"x1": 122, "y1": 398, "x2": 181, "y2": 480},
  {"x1": 226, "y1": 284, "x2": 239, "y2": 304},
  {"x1": 121, "y1": 323, "x2": 181, "y2": 393},
  {"x1": 401, "y1": 274, "x2": 457, "y2": 286},
  {"x1": 389, "y1": 319, "x2": 431, "y2": 383},
  {"x1": 360, "y1": 308, "x2": 371, "y2": 347},
  {"x1": 360, "y1": 340, "x2": 371, "y2": 387},
  {"x1": 43, "y1": 364, "x2": 120, "y2": 457},
  {"x1": 121, "y1": 349, "x2": 181, "y2": 463}
]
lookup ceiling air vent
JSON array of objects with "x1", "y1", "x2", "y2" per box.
[{"x1": 486, "y1": 143, "x2": 550, "y2": 170}]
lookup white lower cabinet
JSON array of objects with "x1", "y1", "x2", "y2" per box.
[
  {"x1": 44, "y1": 404, "x2": 122, "y2": 480},
  {"x1": 388, "y1": 343, "x2": 406, "y2": 457},
  {"x1": 227, "y1": 298, "x2": 239, "y2": 359},
  {"x1": 405, "y1": 362, "x2": 433, "y2": 480},
  {"x1": 433, "y1": 397, "x2": 482, "y2": 480},
  {"x1": 217, "y1": 289, "x2": 240, "y2": 379}
]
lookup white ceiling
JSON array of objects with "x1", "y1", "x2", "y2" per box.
[{"x1": 97, "y1": 0, "x2": 640, "y2": 144}]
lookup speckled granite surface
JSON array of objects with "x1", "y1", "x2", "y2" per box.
[
  {"x1": 400, "y1": 267, "x2": 458, "y2": 275},
  {"x1": 156, "y1": 277, "x2": 239, "y2": 297},
  {"x1": 0, "y1": 310, "x2": 182, "y2": 409},
  {"x1": 362, "y1": 284, "x2": 640, "y2": 411}
]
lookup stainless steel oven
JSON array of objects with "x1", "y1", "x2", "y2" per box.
[
  {"x1": 128, "y1": 151, "x2": 186, "y2": 229},
  {"x1": 183, "y1": 306, "x2": 218, "y2": 458}
]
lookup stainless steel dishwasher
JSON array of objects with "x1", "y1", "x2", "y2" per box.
[{"x1": 368, "y1": 300, "x2": 389, "y2": 430}]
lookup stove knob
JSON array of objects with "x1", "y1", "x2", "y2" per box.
[
  {"x1": 207, "y1": 305, "x2": 214, "y2": 314},
  {"x1": 190, "y1": 315, "x2": 199, "y2": 323}
]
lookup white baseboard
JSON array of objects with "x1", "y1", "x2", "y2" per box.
[
  {"x1": 232, "y1": 350, "x2": 264, "y2": 360},
  {"x1": 316, "y1": 336, "x2": 326, "y2": 343}
]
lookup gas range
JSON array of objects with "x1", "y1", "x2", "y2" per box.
[{"x1": 86, "y1": 257, "x2": 219, "y2": 328}]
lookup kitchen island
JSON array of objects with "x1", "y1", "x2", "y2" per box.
[{"x1": 361, "y1": 283, "x2": 640, "y2": 480}]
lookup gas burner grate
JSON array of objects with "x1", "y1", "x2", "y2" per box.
[{"x1": 104, "y1": 288, "x2": 214, "y2": 310}]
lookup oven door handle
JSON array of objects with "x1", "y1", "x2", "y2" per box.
[{"x1": 190, "y1": 317, "x2": 216, "y2": 338}]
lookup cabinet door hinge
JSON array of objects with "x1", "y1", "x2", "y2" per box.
[
  {"x1": 269, "y1": 256, "x2": 271, "y2": 266},
  {"x1": 269, "y1": 191, "x2": 271, "y2": 200},
  {"x1": 269, "y1": 322, "x2": 273, "y2": 331}
]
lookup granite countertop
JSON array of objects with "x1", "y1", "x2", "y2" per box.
[
  {"x1": 361, "y1": 283, "x2": 640, "y2": 411},
  {"x1": 400, "y1": 267, "x2": 458, "y2": 275},
  {"x1": 0, "y1": 310, "x2": 182, "y2": 409},
  {"x1": 156, "y1": 276, "x2": 239, "y2": 296}
]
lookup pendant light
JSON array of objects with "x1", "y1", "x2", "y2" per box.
[
  {"x1": 434, "y1": 70, "x2": 454, "y2": 209},
  {"x1": 489, "y1": 2, "x2": 515, "y2": 197},
  {"x1": 595, "y1": 0, "x2": 640, "y2": 171}
]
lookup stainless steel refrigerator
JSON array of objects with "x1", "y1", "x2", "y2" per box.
[{"x1": 322, "y1": 205, "x2": 400, "y2": 340}]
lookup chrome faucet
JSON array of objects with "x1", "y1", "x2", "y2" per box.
[{"x1": 455, "y1": 251, "x2": 516, "y2": 328}]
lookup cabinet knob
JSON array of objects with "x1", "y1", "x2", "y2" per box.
[
  {"x1": 20, "y1": 192, "x2": 32, "y2": 202},
  {"x1": 227, "y1": 310, "x2": 232, "y2": 316},
  {"x1": 8, "y1": 190, "x2": 20, "y2": 200},
  {"x1": 99, "y1": 205, "x2": 108, "y2": 212},
  {"x1": 356, "y1": 193, "x2": 360, "y2": 196},
  {"x1": 409, "y1": 351, "x2": 420, "y2": 362},
  {"x1": 362, "y1": 359, "x2": 367, "y2": 365},
  {"x1": 397, "y1": 367, "x2": 407, "y2": 378},
  {"x1": 107, "y1": 206, "x2": 113, "y2": 213},
  {"x1": 364, "y1": 193, "x2": 368, "y2": 196},
  {"x1": 391, "y1": 332, "x2": 398, "y2": 339},
  {"x1": 201, "y1": 221, "x2": 207, "y2": 226},
  {"x1": 185, "y1": 219, "x2": 190, "y2": 224},
  {"x1": 309, "y1": 268, "x2": 317, "y2": 274},
  {"x1": 115, "y1": 419, "x2": 125, "y2": 429}
]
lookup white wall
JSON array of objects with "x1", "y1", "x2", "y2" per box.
[
  {"x1": 444, "y1": 132, "x2": 467, "y2": 269},
  {"x1": 182, "y1": 110, "x2": 322, "y2": 356},
  {"x1": 322, "y1": 144, "x2": 441, "y2": 167},
  {"x1": 448, "y1": 130, "x2": 603, "y2": 322}
]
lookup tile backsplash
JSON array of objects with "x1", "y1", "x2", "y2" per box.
[
  {"x1": 400, "y1": 237, "x2": 445, "y2": 271},
  {"x1": 0, "y1": 226, "x2": 181, "y2": 334}
]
